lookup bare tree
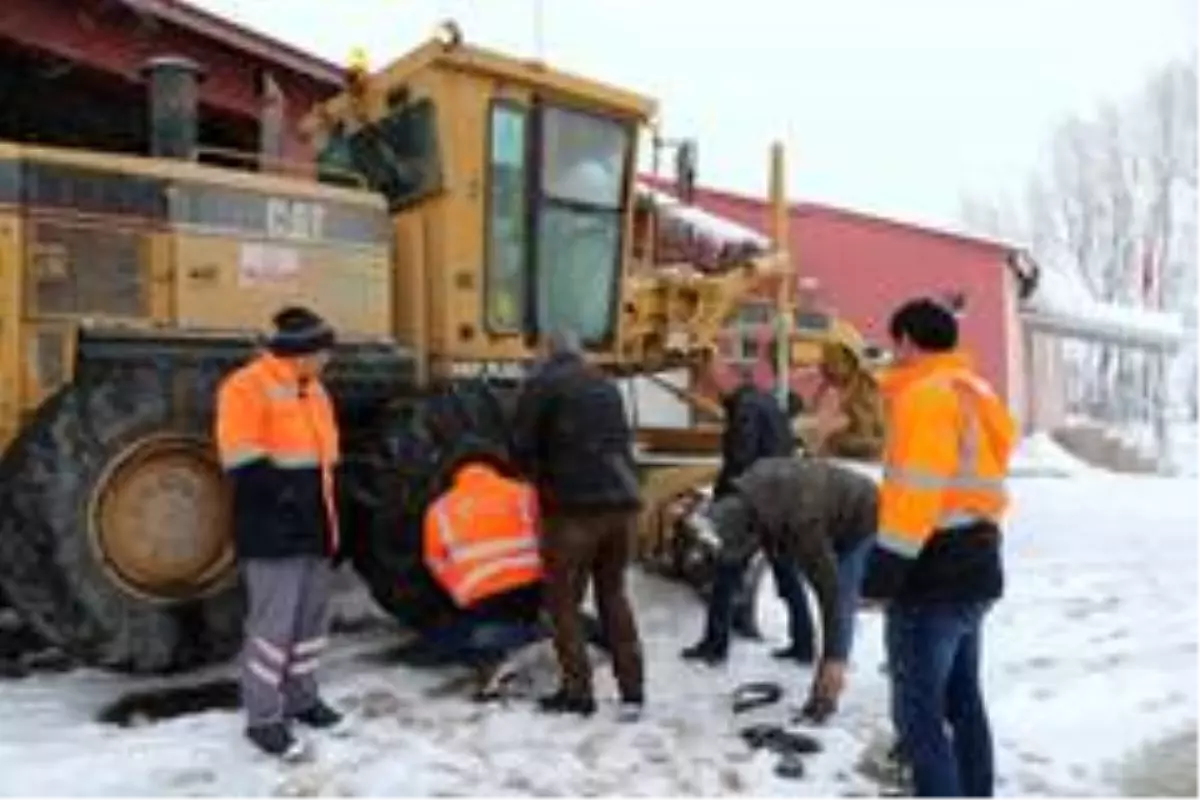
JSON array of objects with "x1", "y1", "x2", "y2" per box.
[{"x1": 959, "y1": 58, "x2": 1198, "y2": 434}]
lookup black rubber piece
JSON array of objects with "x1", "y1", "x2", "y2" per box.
[
  {"x1": 774, "y1": 752, "x2": 806, "y2": 780},
  {"x1": 732, "y1": 680, "x2": 784, "y2": 714},
  {"x1": 96, "y1": 678, "x2": 241, "y2": 727},
  {"x1": 0, "y1": 356, "x2": 245, "y2": 673},
  {"x1": 739, "y1": 723, "x2": 823, "y2": 755}
]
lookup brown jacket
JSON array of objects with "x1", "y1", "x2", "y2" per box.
[{"x1": 810, "y1": 343, "x2": 884, "y2": 460}]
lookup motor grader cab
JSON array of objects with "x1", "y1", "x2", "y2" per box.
[{"x1": 299, "y1": 26, "x2": 792, "y2": 639}]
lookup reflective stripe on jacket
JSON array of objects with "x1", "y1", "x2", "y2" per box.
[
  {"x1": 423, "y1": 464, "x2": 543, "y2": 608},
  {"x1": 876, "y1": 351, "x2": 1016, "y2": 560},
  {"x1": 215, "y1": 352, "x2": 341, "y2": 558}
]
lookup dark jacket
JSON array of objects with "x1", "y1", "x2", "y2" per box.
[
  {"x1": 712, "y1": 386, "x2": 795, "y2": 499},
  {"x1": 512, "y1": 352, "x2": 641, "y2": 515},
  {"x1": 719, "y1": 456, "x2": 878, "y2": 660},
  {"x1": 215, "y1": 355, "x2": 340, "y2": 561}
]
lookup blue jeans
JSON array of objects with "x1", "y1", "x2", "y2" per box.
[
  {"x1": 704, "y1": 536, "x2": 871, "y2": 660},
  {"x1": 421, "y1": 586, "x2": 546, "y2": 665},
  {"x1": 781, "y1": 535, "x2": 873, "y2": 661},
  {"x1": 885, "y1": 601, "x2": 994, "y2": 797}
]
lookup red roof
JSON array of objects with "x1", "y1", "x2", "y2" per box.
[
  {"x1": 118, "y1": 0, "x2": 346, "y2": 87},
  {"x1": 638, "y1": 176, "x2": 1018, "y2": 259}
]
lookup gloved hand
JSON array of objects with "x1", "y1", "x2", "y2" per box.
[{"x1": 799, "y1": 659, "x2": 845, "y2": 724}]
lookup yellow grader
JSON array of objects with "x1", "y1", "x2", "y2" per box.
[{"x1": 0, "y1": 25, "x2": 864, "y2": 673}]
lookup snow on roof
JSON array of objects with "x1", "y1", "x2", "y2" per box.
[
  {"x1": 1022, "y1": 265, "x2": 1186, "y2": 350},
  {"x1": 636, "y1": 183, "x2": 770, "y2": 251}
]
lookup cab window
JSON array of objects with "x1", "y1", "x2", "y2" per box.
[
  {"x1": 484, "y1": 103, "x2": 529, "y2": 333},
  {"x1": 316, "y1": 99, "x2": 442, "y2": 210}
]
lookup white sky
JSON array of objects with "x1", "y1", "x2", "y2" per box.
[{"x1": 194, "y1": 0, "x2": 1196, "y2": 230}]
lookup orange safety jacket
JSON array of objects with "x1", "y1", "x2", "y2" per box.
[
  {"x1": 423, "y1": 464, "x2": 543, "y2": 609},
  {"x1": 215, "y1": 352, "x2": 341, "y2": 559},
  {"x1": 876, "y1": 350, "x2": 1016, "y2": 556},
  {"x1": 863, "y1": 350, "x2": 1016, "y2": 601}
]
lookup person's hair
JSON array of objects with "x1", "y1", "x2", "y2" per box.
[
  {"x1": 888, "y1": 298, "x2": 958, "y2": 352},
  {"x1": 545, "y1": 328, "x2": 582, "y2": 357}
]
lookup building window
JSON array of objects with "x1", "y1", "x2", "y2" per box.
[
  {"x1": 484, "y1": 103, "x2": 529, "y2": 332},
  {"x1": 726, "y1": 302, "x2": 773, "y2": 365}
]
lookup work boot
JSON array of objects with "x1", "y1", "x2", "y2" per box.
[
  {"x1": 245, "y1": 723, "x2": 306, "y2": 761},
  {"x1": 617, "y1": 695, "x2": 644, "y2": 723},
  {"x1": 537, "y1": 689, "x2": 596, "y2": 717},
  {"x1": 293, "y1": 699, "x2": 345, "y2": 731},
  {"x1": 681, "y1": 638, "x2": 727, "y2": 665},
  {"x1": 771, "y1": 644, "x2": 815, "y2": 664}
]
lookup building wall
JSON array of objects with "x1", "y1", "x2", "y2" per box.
[
  {"x1": 1023, "y1": 327, "x2": 1068, "y2": 431},
  {"x1": 1003, "y1": 266, "x2": 1028, "y2": 427},
  {"x1": 0, "y1": 0, "x2": 339, "y2": 165}
]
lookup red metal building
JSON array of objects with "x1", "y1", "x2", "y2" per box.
[
  {"x1": 0, "y1": 0, "x2": 344, "y2": 165},
  {"x1": 644, "y1": 180, "x2": 1029, "y2": 408}
]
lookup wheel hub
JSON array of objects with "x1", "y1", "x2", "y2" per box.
[{"x1": 91, "y1": 435, "x2": 234, "y2": 602}]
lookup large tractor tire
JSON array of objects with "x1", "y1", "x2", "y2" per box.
[
  {"x1": 0, "y1": 330, "x2": 413, "y2": 675},
  {"x1": 343, "y1": 378, "x2": 515, "y2": 634},
  {"x1": 0, "y1": 355, "x2": 243, "y2": 673}
]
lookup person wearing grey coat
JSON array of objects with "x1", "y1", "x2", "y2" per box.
[{"x1": 684, "y1": 456, "x2": 878, "y2": 721}]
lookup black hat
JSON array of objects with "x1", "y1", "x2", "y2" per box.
[{"x1": 267, "y1": 306, "x2": 336, "y2": 356}]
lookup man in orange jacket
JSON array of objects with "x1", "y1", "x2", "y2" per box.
[
  {"x1": 420, "y1": 445, "x2": 546, "y2": 665},
  {"x1": 215, "y1": 306, "x2": 345, "y2": 760},
  {"x1": 862, "y1": 298, "x2": 1017, "y2": 797}
]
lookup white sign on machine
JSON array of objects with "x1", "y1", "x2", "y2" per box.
[
  {"x1": 239, "y1": 196, "x2": 324, "y2": 286},
  {"x1": 239, "y1": 241, "x2": 300, "y2": 286}
]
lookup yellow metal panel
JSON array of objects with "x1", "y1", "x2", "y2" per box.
[
  {"x1": 172, "y1": 234, "x2": 391, "y2": 338},
  {"x1": 148, "y1": 230, "x2": 175, "y2": 324},
  {"x1": 307, "y1": 37, "x2": 655, "y2": 134},
  {"x1": 0, "y1": 210, "x2": 21, "y2": 448},
  {"x1": 0, "y1": 140, "x2": 383, "y2": 211}
]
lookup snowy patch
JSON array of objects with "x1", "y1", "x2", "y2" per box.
[
  {"x1": 0, "y1": 475, "x2": 1194, "y2": 796},
  {"x1": 1010, "y1": 432, "x2": 1098, "y2": 477}
]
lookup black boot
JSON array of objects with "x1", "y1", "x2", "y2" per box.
[
  {"x1": 245, "y1": 722, "x2": 306, "y2": 760},
  {"x1": 680, "y1": 638, "x2": 728, "y2": 665},
  {"x1": 771, "y1": 644, "x2": 815, "y2": 664},
  {"x1": 538, "y1": 689, "x2": 596, "y2": 717},
  {"x1": 293, "y1": 699, "x2": 345, "y2": 731}
]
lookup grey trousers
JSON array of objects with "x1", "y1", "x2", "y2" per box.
[{"x1": 240, "y1": 556, "x2": 333, "y2": 727}]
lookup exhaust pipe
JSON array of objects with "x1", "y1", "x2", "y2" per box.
[{"x1": 141, "y1": 56, "x2": 204, "y2": 160}]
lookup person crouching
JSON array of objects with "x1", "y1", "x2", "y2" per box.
[{"x1": 420, "y1": 443, "x2": 546, "y2": 671}]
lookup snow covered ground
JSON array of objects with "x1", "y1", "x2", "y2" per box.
[{"x1": 0, "y1": 466, "x2": 1195, "y2": 796}]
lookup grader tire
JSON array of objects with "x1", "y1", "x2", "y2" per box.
[
  {"x1": 0, "y1": 359, "x2": 243, "y2": 673},
  {"x1": 345, "y1": 379, "x2": 515, "y2": 634}
]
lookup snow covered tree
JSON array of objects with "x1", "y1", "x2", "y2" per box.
[{"x1": 960, "y1": 58, "x2": 1198, "y2": 430}]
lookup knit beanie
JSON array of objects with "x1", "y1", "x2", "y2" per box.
[{"x1": 266, "y1": 306, "x2": 336, "y2": 356}]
